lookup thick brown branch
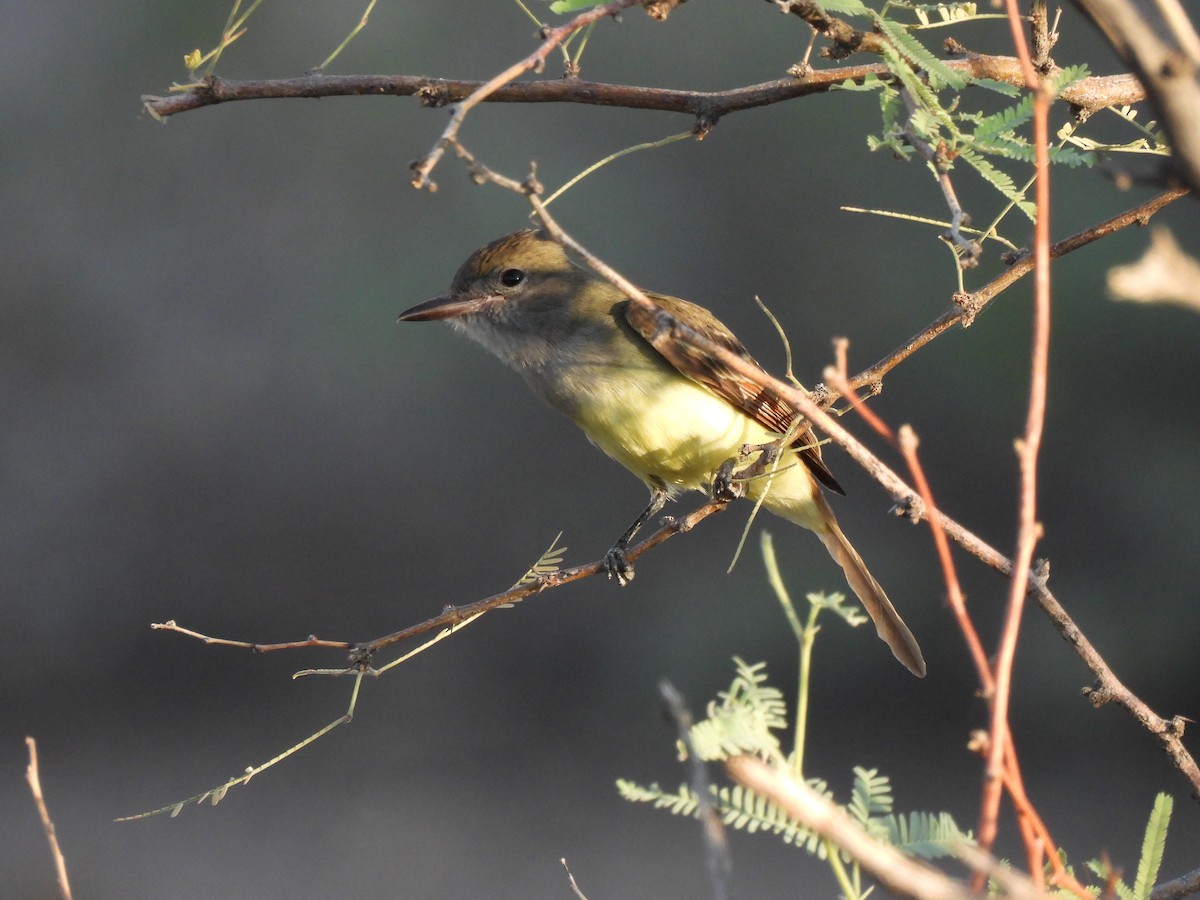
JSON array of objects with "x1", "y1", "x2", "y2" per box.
[
  {"x1": 141, "y1": 59, "x2": 1144, "y2": 121},
  {"x1": 1152, "y1": 867, "x2": 1200, "y2": 900}
]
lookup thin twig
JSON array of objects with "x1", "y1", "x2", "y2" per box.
[
  {"x1": 896, "y1": 85, "x2": 983, "y2": 266},
  {"x1": 837, "y1": 186, "x2": 1189, "y2": 398},
  {"x1": 355, "y1": 497, "x2": 729, "y2": 660},
  {"x1": 827, "y1": 343, "x2": 991, "y2": 688},
  {"x1": 768, "y1": 0, "x2": 887, "y2": 58},
  {"x1": 151, "y1": 620, "x2": 355, "y2": 655},
  {"x1": 140, "y1": 60, "x2": 1145, "y2": 120},
  {"x1": 896, "y1": 425, "x2": 992, "y2": 691},
  {"x1": 661, "y1": 681, "x2": 732, "y2": 900},
  {"x1": 409, "y1": 0, "x2": 645, "y2": 191},
  {"x1": 561, "y1": 859, "x2": 590, "y2": 900},
  {"x1": 830, "y1": 348, "x2": 1082, "y2": 897},
  {"x1": 25, "y1": 738, "x2": 73, "y2": 900}
]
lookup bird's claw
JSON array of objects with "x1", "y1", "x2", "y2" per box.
[
  {"x1": 604, "y1": 545, "x2": 635, "y2": 586},
  {"x1": 712, "y1": 457, "x2": 745, "y2": 502}
]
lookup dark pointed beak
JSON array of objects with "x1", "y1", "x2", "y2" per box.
[{"x1": 397, "y1": 291, "x2": 495, "y2": 322}]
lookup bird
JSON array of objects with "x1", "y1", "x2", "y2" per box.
[{"x1": 398, "y1": 229, "x2": 925, "y2": 676}]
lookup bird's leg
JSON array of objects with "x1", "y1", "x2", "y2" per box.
[{"x1": 604, "y1": 485, "x2": 670, "y2": 586}]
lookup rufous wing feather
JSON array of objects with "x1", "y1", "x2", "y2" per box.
[{"x1": 620, "y1": 295, "x2": 844, "y2": 494}]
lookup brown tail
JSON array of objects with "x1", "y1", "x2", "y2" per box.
[{"x1": 818, "y1": 523, "x2": 926, "y2": 677}]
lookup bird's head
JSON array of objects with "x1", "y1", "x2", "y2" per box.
[{"x1": 398, "y1": 229, "x2": 577, "y2": 325}]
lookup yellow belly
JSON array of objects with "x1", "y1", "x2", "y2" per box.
[
  {"x1": 578, "y1": 374, "x2": 765, "y2": 488},
  {"x1": 548, "y1": 348, "x2": 827, "y2": 532}
]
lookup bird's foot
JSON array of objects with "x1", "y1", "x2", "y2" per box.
[
  {"x1": 603, "y1": 544, "x2": 635, "y2": 586},
  {"x1": 712, "y1": 458, "x2": 745, "y2": 502}
]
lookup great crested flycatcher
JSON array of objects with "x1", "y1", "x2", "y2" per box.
[{"x1": 398, "y1": 229, "x2": 925, "y2": 676}]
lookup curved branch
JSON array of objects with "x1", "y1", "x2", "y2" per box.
[{"x1": 141, "y1": 59, "x2": 1144, "y2": 122}]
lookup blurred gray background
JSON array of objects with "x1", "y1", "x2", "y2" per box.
[{"x1": 4, "y1": 1, "x2": 1199, "y2": 897}]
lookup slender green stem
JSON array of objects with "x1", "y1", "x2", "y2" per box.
[
  {"x1": 759, "y1": 532, "x2": 818, "y2": 779},
  {"x1": 793, "y1": 604, "x2": 820, "y2": 780},
  {"x1": 542, "y1": 130, "x2": 692, "y2": 207},
  {"x1": 205, "y1": 0, "x2": 266, "y2": 77},
  {"x1": 318, "y1": 0, "x2": 378, "y2": 72},
  {"x1": 824, "y1": 839, "x2": 861, "y2": 900},
  {"x1": 511, "y1": 0, "x2": 573, "y2": 66},
  {"x1": 571, "y1": 20, "x2": 596, "y2": 68}
]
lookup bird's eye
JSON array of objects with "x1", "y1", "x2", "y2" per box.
[{"x1": 499, "y1": 268, "x2": 526, "y2": 287}]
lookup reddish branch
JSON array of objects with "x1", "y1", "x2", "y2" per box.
[{"x1": 971, "y1": 0, "x2": 1056, "y2": 873}]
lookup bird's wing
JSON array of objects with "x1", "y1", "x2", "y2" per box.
[{"x1": 619, "y1": 293, "x2": 845, "y2": 495}]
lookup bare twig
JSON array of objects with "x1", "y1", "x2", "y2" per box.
[
  {"x1": 25, "y1": 738, "x2": 73, "y2": 900},
  {"x1": 356, "y1": 497, "x2": 728, "y2": 660},
  {"x1": 827, "y1": 345, "x2": 992, "y2": 689},
  {"x1": 409, "y1": 0, "x2": 646, "y2": 191},
  {"x1": 1029, "y1": 0, "x2": 1056, "y2": 72},
  {"x1": 768, "y1": 0, "x2": 887, "y2": 59},
  {"x1": 140, "y1": 60, "x2": 1144, "y2": 121},
  {"x1": 151, "y1": 620, "x2": 355, "y2": 655},
  {"x1": 830, "y1": 350, "x2": 1085, "y2": 898},
  {"x1": 159, "y1": 497, "x2": 729, "y2": 666},
  {"x1": 561, "y1": 859, "x2": 591, "y2": 900},
  {"x1": 896, "y1": 86, "x2": 983, "y2": 266},
  {"x1": 660, "y1": 681, "x2": 732, "y2": 900},
  {"x1": 896, "y1": 426, "x2": 992, "y2": 689},
  {"x1": 839, "y1": 186, "x2": 1189, "y2": 397}
]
